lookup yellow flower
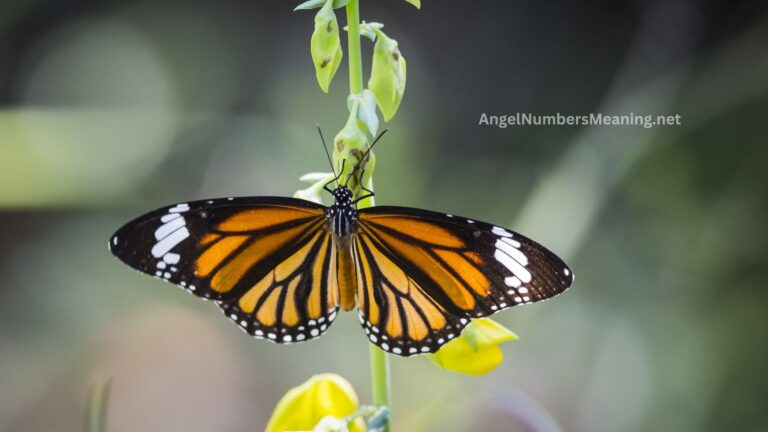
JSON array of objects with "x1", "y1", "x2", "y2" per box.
[
  {"x1": 265, "y1": 374, "x2": 365, "y2": 432},
  {"x1": 428, "y1": 318, "x2": 518, "y2": 376}
]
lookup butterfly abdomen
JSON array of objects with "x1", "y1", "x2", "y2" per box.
[{"x1": 334, "y1": 236, "x2": 357, "y2": 311}]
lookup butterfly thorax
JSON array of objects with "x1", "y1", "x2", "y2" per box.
[{"x1": 325, "y1": 186, "x2": 359, "y2": 237}]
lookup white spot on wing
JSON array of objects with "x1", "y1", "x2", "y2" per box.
[
  {"x1": 151, "y1": 227, "x2": 190, "y2": 258},
  {"x1": 155, "y1": 217, "x2": 186, "y2": 241},
  {"x1": 504, "y1": 276, "x2": 522, "y2": 287},
  {"x1": 492, "y1": 226, "x2": 513, "y2": 237},
  {"x1": 168, "y1": 203, "x2": 190, "y2": 213},
  {"x1": 163, "y1": 253, "x2": 180, "y2": 264},
  {"x1": 500, "y1": 236, "x2": 521, "y2": 249},
  {"x1": 494, "y1": 249, "x2": 532, "y2": 283},
  {"x1": 160, "y1": 213, "x2": 181, "y2": 223},
  {"x1": 495, "y1": 238, "x2": 528, "y2": 266}
]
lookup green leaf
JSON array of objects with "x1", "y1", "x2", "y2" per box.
[
  {"x1": 310, "y1": 0, "x2": 343, "y2": 93},
  {"x1": 295, "y1": 0, "x2": 349, "y2": 11},
  {"x1": 368, "y1": 30, "x2": 407, "y2": 121},
  {"x1": 404, "y1": 0, "x2": 421, "y2": 9}
]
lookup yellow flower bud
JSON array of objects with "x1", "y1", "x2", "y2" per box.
[
  {"x1": 310, "y1": 0, "x2": 343, "y2": 93},
  {"x1": 265, "y1": 374, "x2": 365, "y2": 432},
  {"x1": 368, "y1": 31, "x2": 406, "y2": 121},
  {"x1": 428, "y1": 319, "x2": 518, "y2": 376}
]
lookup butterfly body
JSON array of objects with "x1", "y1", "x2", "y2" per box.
[
  {"x1": 110, "y1": 186, "x2": 573, "y2": 356},
  {"x1": 325, "y1": 186, "x2": 359, "y2": 237}
]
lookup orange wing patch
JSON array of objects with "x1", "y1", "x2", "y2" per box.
[
  {"x1": 200, "y1": 221, "x2": 318, "y2": 294},
  {"x1": 360, "y1": 215, "x2": 465, "y2": 248},
  {"x1": 216, "y1": 206, "x2": 320, "y2": 232}
]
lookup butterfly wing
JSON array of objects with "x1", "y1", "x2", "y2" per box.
[
  {"x1": 109, "y1": 197, "x2": 340, "y2": 343},
  {"x1": 354, "y1": 206, "x2": 574, "y2": 356}
]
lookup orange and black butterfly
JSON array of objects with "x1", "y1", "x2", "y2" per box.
[{"x1": 110, "y1": 149, "x2": 573, "y2": 357}]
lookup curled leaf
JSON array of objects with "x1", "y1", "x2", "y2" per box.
[
  {"x1": 310, "y1": 0, "x2": 343, "y2": 92},
  {"x1": 428, "y1": 319, "x2": 518, "y2": 376}
]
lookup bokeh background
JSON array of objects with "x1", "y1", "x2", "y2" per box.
[{"x1": 2, "y1": 0, "x2": 767, "y2": 431}]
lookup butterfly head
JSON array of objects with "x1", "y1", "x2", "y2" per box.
[{"x1": 331, "y1": 186, "x2": 354, "y2": 206}]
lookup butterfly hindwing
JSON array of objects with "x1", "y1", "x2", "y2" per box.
[
  {"x1": 353, "y1": 233, "x2": 470, "y2": 356},
  {"x1": 354, "y1": 206, "x2": 574, "y2": 356},
  {"x1": 109, "y1": 196, "x2": 339, "y2": 342}
]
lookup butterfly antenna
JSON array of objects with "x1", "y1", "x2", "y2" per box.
[
  {"x1": 344, "y1": 129, "x2": 390, "y2": 188},
  {"x1": 316, "y1": 124, "x2": 336, "y2": 180},
  {"x1": 362, "y1": 128, "x2": 389, "y2": 162}
]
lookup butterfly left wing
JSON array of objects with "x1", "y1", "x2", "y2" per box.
[
  {"x1": 354, "y1": 206, "x2": 574, "y2": 356},
  {"x1": 109, "y1": 197, "x2": 340, "y2": 343}
]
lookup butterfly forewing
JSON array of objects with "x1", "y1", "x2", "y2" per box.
[
  {"x1": 109, "y1": 197, "x2": 340, "y2": 342},
  {"x1": 354, "y1": 206, "x2": 574, "y2": 356}
]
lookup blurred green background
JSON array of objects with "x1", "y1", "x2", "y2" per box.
[{"x1": 2, "y1": 0, "x2": 767, "y2": 431}]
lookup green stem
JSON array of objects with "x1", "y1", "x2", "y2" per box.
[
  {"x1": 346, "y1": 0, "x2": 364, "y2": 94},
  {"x1": 369, "y1": 341, "x2": 390, "y2": 414},
  {"x1": 346, "y1": 0, "x2": 390, "y2": 429},
  {"x1": 362, "y1": 190, "x2": 390, "y2": 426}
]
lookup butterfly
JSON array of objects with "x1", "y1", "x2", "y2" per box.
[{"x1": 109, "y1": 135, "x2": 574, "y2": 357}]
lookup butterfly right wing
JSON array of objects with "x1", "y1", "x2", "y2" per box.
[{"x1": 352, "y1": 206, "x2": 574, "y2": 356}]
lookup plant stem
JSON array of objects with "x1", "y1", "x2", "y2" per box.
[
  {"x1": 346, "y1": 0, "x2": 390, "y2": 429},
  {"x1": 346, "y1": 0, "x2": 364, "y2": 94},
  {"x1": 369, "y1": 342, "x2": 390, "y2": 421}
]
